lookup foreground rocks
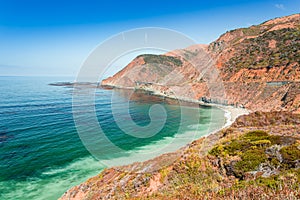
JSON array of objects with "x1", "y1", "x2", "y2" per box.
[{"x1": 60, "y1": 111, "x2": 300, "y2": 200}]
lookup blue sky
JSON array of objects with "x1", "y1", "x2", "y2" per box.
[{"x1": 0, "y1": 0, "x2": 299, "y2": 76}]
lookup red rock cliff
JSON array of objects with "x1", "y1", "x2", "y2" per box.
[{"x1": 101, "y1": 14, "x2": 300, "y2": 113}]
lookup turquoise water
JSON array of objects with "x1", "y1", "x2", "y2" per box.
[{"x1": 0, "y1": 76, "x2": 225, "y2": 200}]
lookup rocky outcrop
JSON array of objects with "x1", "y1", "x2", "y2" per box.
[{"x1": 102, "y1": 14, "x2": 300, "y2": 113}]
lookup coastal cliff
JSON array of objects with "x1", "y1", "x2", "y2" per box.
[
  {"x1": 61, "y1": 14, "x2": 300, "y2": 199},
  {"x1": 102, "y1": 14, "x2": 300, "y2": 113}
]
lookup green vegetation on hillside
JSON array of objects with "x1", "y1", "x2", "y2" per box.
[
  {"x1": 149, "y1": 130, "x2": 300, "y2": 199},
  {"x1": 225, "y1": 27, "x2": 300, "y2": 72},
  {"x1": 209, "y1": 130, "x2": 300, "y2": 178},
  {"x1": 138, "y1": 54, "x2": 183, "y2": 67}
]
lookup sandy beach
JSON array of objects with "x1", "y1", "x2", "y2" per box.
[
  {"x1": 148, "y1": 89, "x2": 251, "y2": 128},
  {"x1": 217, "y1": 105, "x2": 250, "y2": 127}
]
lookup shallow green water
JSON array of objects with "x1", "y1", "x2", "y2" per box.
[{"x1": 0, "y1": 76, "x2": 225, "y2": 199}]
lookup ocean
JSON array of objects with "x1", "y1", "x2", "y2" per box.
[{"x1": 0, "y1": 76, "x2": 226, "y2": 200}]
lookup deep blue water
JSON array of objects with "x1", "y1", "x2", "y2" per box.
[{"x1": 0, "y1": 76, "x2": 225, "y2": 199}]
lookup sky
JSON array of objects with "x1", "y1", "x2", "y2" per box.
[{"x1": 0, "y1": 0, "x2": 299, "y2": 77}]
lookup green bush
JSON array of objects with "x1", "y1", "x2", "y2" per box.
[
  {"x1": 234, "y1": 149, "x2": 267, "y2": 176},
  {"x1": 209, "y1": 130, "x2": 299, "y2": 179},
  {"x1": 251, "y1": 139, "x2": 271, "y2": 147},
  {"x1": 256, "y1": 175, "x2": 282, "y2": 189},
  {"x1": 244, "y1": 130, "x2": 268, "y2": 140},
  {"x1": 280, "y1": 144, "x2": 300, "y2": 164}
]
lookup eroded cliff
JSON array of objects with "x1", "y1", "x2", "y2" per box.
[{"x1": 102, "y1": 14, "x2": 300, "y2": 113}]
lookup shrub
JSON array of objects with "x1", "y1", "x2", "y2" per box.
[
  {"x1": 234, "y1": 149, "x2": 267, "y2": 176},
  {"x1": 244, "y1": 130, "x2": 269, "y2": 140},
  {"x1": 251, "y1": 139, "x2": 271, "y2": 147},
  {"x1": 280, "y1": 144, "x2": 300, "y2": 164}
]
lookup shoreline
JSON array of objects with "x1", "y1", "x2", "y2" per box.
[
  {"x1": 100, "y1": 85, "x2": 251, "y2": 156},
  {"x1": 102, "y1": 84, "x2": 250, "y2": 128},
  {"x1": 194, "y1": 105, "x2": 249, "y2": 142},
  {"x1": 217, "y1": 105, "x2": 250, "y2": 128},
  {"x1": 60, "y1": 86, "x2": 250, "y2": 199}
]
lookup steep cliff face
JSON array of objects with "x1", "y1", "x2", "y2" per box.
[
  {"x1": 102, "y1": 14, "x2": 300, "y2": 113},
  {"x1": 60, "y1": 112, "x2": 300, "y2": 200},
  {"x1": 210, "y1": 13, "x2": 300, "y2": 112}
]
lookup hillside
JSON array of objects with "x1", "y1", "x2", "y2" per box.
[
  {"x1": 102, "y1": 14, "x2": 300, "y2": 113},
  {"x1": 60, "y1": 112, "x2": 300, "y2": 199}
]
